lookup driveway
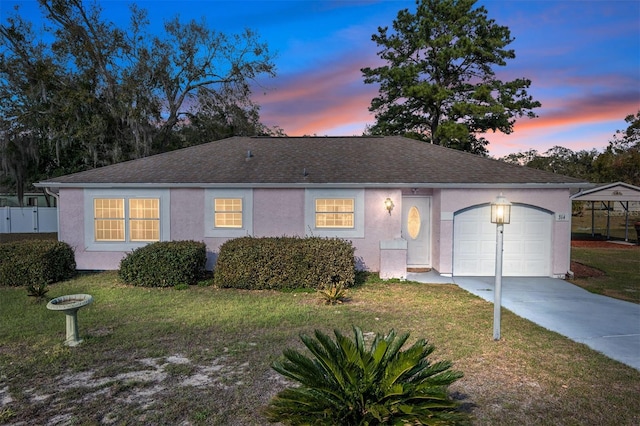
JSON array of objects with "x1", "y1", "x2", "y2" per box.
[{"x1": 407, "y1": 272, "x2": 640, "y2": 371}]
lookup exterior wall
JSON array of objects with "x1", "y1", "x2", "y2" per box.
[
  {"x1": 202, "y1": 189, "x2": 306, "y2": 269},
  {"x1": 204, "y1": 188, "x2": 400, "y2": 272},
  {"x1": 354, "y1": 188, "x2": 402, "y2": 271},
  {"x1": 430, "y1": 190, "x2": 443, "y2": 273},
  {"x1": 436, "y1": 188, "x2": 572, "y2": 277},
  {"x1": 59, "y1": 185, "x2": 572, "y2": 278},
  {"x1": 63, "y1": 186, "x2": 401, "y2": 271},
  {"x1": 59, "y1": 188, "x2": 127, "y2": 270},
  {"x1": 170, "y1": 188, "x2": 204, "y2": 241},
  {"x1": 253, "y1": 189, "x2": 305, "y2": 237}
]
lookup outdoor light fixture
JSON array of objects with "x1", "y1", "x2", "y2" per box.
[
  {"x1": 490, "y1": 193, "x2": 511, "y2": 340},
  {"x1": 384, "y1": 198, "x2": 394, "y2": 215},
  {"x1": 491, "y1": 193, "x2": 512, "y2": 224}
]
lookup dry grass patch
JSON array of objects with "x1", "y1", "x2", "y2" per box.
[{"x1": 0, "y1": 273, "x2": 638, "y2": 425}]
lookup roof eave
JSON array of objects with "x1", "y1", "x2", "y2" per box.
[{"x1": 35, "y1": 181, "x2": 592, "y2": 190}]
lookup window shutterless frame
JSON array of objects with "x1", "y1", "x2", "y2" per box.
[
  {"x1": 305, "y1": 189, "x2": 364, "y2": 238},
  {"x1": 84, "y1": 189, "x2": 170, "y2": 251},
  {"x1": 204, "y1": 189, "x2": 253, "y2": 237}
]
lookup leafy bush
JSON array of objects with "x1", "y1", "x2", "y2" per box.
[
  {"x1": 265, "y1": 326, "x2": 469, "y2": 425},
  {"x1": 214, "y1": 236, "x2": 355, "y2": 290},
  {"x1": 0, "y1": 240, "x2": 76, "y2": 287},
  {"x1": 118, "y1": 241, "x2": 206, "y2": 287}
]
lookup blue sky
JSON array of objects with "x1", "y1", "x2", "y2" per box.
[{"x1": 2, "y1": 0, "x2": 639, "y2": 157}]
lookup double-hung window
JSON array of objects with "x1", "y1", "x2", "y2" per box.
[
  {"x1": 205, "y1": 189, "x2": 253, "y2": 237},
  {"x1": 129, "y1": 198, "x2": 160, "y2": 241},
  {"x1": 305, "y1": 189, "x2": 364, "y2": 238},
  {"x1": 94, "y1": 198, "x2": 125, "y2": 241},
  {"x1": 315, "y1": 198, "x2": 354, "y2": 228},
  {"x1": 214, "y1": 198, "x2": 243, "y2": 228},
  {"x1": 85, "y1": 189, "x2": 169, "y2": 250},
  {"x1": 93, "y1": 198, "x2": 159, "y2": 242}
]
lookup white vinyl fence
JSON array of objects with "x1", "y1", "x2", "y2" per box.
[{"x1": 0, "y1": 206, "x2": 58, "y2": 233}]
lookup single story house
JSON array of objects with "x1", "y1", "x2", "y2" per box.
[{"x1": 36, "y1": 136, "x2": 590, "y2": 278}]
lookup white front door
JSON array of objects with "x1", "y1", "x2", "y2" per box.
[{"x1": 402, "y1": 196, "x2": 431, "y2": 269}]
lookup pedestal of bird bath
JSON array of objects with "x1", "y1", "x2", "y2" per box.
[{"x1": 46, "y1": 294, "x2": 93, "y2": 346}]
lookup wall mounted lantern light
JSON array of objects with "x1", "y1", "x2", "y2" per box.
[
  {"x1": 384, "y1": 198, "x2": 394, "y2": 215},
  {"x1": 490, "y1": 193, "x2": 511, "y2": 341}
]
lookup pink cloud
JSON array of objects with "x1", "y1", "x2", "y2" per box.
[
  {"x1": 254, "y1": 52, "x2": 378, "y2": 135},
  {"x1": 513, "y1": 91, "x2": 638, "y2": 132},
  {"x1": 253, "y1": 39, "x2": 638, "y2": 158}
]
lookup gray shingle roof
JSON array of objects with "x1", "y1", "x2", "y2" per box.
[{"x1": 37, "y1": 136, "x2": 588, "y2": 187}]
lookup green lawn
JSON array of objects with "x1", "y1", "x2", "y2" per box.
[
  {"x1": 570, "y1": 246, "x2": 640, "y2": 303},
  {"x1": 572, "y1": 210, "x2": 640, "y2": 243},
  {"x1": 1, "y1": 273, "x2": 638, "y2": 425}
]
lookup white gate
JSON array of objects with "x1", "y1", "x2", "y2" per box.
[{"x1": 1, "y1": 206, "x2": 58, "y2": 233}]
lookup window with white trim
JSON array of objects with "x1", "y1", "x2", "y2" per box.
[
  {"x1": 305, "y1": 189, "x2": 364, "y2": 238},
  {"x1": 205, "y1": 189, "x2": 253, "y2": 237},
  {"x1": 129, "y1": 198, "x2": 160, "y2": 241},
  {"x1": 315, "y1": 198, "x2": 354, "y2": 228},
  {"x1": 84, "y1": 189, "x2": 170, "y2": 251},
  {"x1": 93, "y1": 198, "x2": 159, "y2": 242},
  {"x1": 214, "y1": 198, "x2": 243, "y2": 228},
  {"x1": 94, "y1": 198, "x2": 125, "y2": 241}
]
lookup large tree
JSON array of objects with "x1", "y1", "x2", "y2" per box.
[
  {"x1": 362, "y1": 0, "x2": 540, "y2": 155},
  {"x1": 593, "y1": 111, "x2": 640, "y2": 186},
  {"x1": 500, "y1": 146, "x2": 599, "y2": 181},
  {"x1": 0, "y1": 0, "x2": 276, "y2": 203},
  {"x1": 498, "y1": 112, "x2": 640, "y2": 185}
]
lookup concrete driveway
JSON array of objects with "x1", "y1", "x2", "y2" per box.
[{"x1": 407, "y1": 272, "x2": 640, "y2": 370}]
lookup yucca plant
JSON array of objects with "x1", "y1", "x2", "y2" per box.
[
  {"x1": 264, "y1": 326, "x2": 469, "y2": 425},
  {"x1": 26, "y1": 282, "x2": 49, "y2": 301},
  {"x1": 318, "y1": 282, "x2": 348, "y2": 305}
]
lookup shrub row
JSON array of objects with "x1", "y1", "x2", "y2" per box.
[
  {"x1": 118, "y1": 240, "x2": 207, "y2": 287},
  {"x1": 0, "y1": 240, "x2": 76, "y2": 287},
  {"x1": 213, "y1": 236, "x2": 355, "y2": 290}
]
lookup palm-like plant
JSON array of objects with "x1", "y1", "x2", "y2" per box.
[
  {"x1": 317, "y1": 283, "x2": 348, "y2": 305},
  {"x1": 264, "y1": 326, "x2": 469, "y2": 425},
  {"x1": 26, "y1": 282, "x2": 49, "y2": 301}
]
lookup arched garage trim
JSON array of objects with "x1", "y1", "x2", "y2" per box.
[{"x1": 453, "y1": 203, "x2": 553, "y2": 277}]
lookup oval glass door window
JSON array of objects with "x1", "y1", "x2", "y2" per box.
[{"x1": 407, "y1": 206, "x2": 421, "y2": 239}]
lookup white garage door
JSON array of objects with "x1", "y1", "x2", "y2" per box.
[{"x1": 453, "y1": 205, "x2": 552, "y2": 277}]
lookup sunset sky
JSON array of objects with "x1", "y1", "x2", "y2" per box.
[{"x1": 2, "y1": 0, "x2": 639, "y2": 157}]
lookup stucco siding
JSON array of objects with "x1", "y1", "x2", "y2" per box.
[
  {"x1": 56, "y1": 185, "x2": 573, "y2": 278},
  {"x1": 171, "y1": 188, "x2": 204, "y2": 241},
  {"x1": 253, "y1": 189, "x2": 305, "y2": 237},
  {"x1": 351, "y1": 189, "x2": 401, "y2": 272},
  {"x1": 438, "y1": 188, "x2": 572, "y2": 277},
  {"x1": 59, "y1": 188, "x2": 131, "y2": 270},
  {"x1": 58, "y1": 188, "x2": 84, "y2": 253},
  {"x1": 430, "y1": 190, "x2": 443, "y2": 273}
]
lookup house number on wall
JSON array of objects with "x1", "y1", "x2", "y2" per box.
[{"x1": 407, "y1": 206, "x2": 421, "y2": 239}]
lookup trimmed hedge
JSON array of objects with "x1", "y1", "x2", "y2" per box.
[
  {"x1": 118, "y1": 240, "x2": 207, "y2": 287},
  {"x1": 213, "y1": 236, "x2": 355, "y2": 290},
  {"x1": 0, "y1": 240, "x2": 76, "y2": 287}
]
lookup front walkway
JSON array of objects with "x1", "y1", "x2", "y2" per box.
[{"x1": 407, "y1": 272, "x2": 640, "y2": 371}]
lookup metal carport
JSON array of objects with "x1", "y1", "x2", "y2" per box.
[{"x1": 571, "y1": 181, "x2": 640, "y2": 242}]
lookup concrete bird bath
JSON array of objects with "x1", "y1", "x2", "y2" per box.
[{"x1": 46, "y1": 294, "x2": 93, "y2": 346}]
